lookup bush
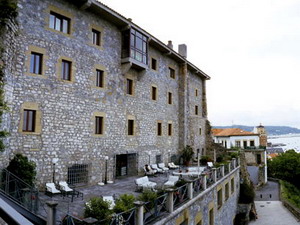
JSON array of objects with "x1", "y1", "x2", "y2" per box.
[
  {"x1": 239, "y1": 182, "x2": 255, "y2": 204},
  {"x1": 180, "y1": 145, "x2": 194, "y2": 166},
  {"x1": 216, "y1": 155, "x2": 224, "y2": 163},
  {"x1": 84, "y1": 197, "x2": 113, "y2": 223},
  {"x1": 281, "y1": 180, "x2": 300, "y2": 208},
  {"x1": 137, "y1": 190, "x2": 157, "y2": 209},
  {"x1": 200, "y1": 155, "x2": 212, "y2": 165},
  {"x1": 6, "y1": 153, "x2": 36, "y2": 185},
  {"x1": 113, "y1": 194, "x2": 135, "y2": 213}
]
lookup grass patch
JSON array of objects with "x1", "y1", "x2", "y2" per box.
[{"x1": 280, "y1": 180, "x2": 300, "y2": 208}]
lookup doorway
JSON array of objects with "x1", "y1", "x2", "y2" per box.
[{"x1": 115, "y1": 153, "x2": 137, "y2": 177}]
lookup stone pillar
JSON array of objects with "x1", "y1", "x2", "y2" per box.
[
  {"x1": 202, "y1": 174, "x2": 207, "y2": 190},
  {"x1": 134, "y1": 201, "x2": 144, "y2": 225},
  {"x1": 187, "y1": 181, "x2": 193, "y2": 200},
  {"x1": 232, "y1": 158, "x2": 236, "y2": 169},
  {"x1": 212, "y1": 168, "x2": 217, "y2": 183},
  {"x1": 220, "y1": 164, "x2": 225, "y2": 177},
  {"x1": 46, "y1": 201, "x2": 58, "y2": 225},
  {"x1": 166, "y1": 188, "x2": 174, "y2": 213},
  {"x1": 228, "y1": 161, "x2": 231, "y2": 173},
  {"x1": 237, "y1": 157, "x2": 240, "y2": 166}
]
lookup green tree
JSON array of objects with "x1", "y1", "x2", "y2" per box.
[
  {"x1": 6, "y1": 153, "x2": 36, "y2": 185},
  {"x1": 113, "y1": 194, "x2": 135, "y2": 213},
  {"x1": 268, "y1": 150, "x2": 300, "y2": 188}
]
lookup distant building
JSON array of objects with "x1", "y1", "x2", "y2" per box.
[
  {"x1": 253, "y1": 124, "x2": 267, "y2": 147},
  {"x1": 212, "y1": 128, "x2": 260, "y2": 149}
]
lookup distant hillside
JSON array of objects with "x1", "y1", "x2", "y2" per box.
[{"x1": 212, "y1": 125, "x2": 300, "y2": 136}]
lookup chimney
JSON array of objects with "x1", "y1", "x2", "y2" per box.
[
  {"x1": 178, "y1": 44, "x2": 187, "y2": 58},
  {"x1": 128, "y1": 18, "x2": 132, "y2": 22},
  {"x1": 167, "y1": 40, "x2": 173, "y2": 49}
]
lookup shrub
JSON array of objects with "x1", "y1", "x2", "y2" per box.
[
  {"x1": 239, "y1": 182, "x2": 255, "y2": 204},
  {"x1": 84, "y1": 197, "x2": 112, "y2": 223},
  {"x1": 200, "y1": 155, "x2": 212, "y2": 165},
  {"x1": 280, "y1": 180, "x2": 300, "y2": 208},
  {"x1": 6, "y1": 153, "x2": 36, "y2": 185},
  {"x1": 113, "y1": 194, "x2": 135, "y2": 213},
  {"x1": 137, "y1": 189, "x2": 157, "y2": 209},
  {"x1": 216, "y1": 155, "x2": 224, "y2": 163}
]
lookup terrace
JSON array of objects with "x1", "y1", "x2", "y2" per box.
[{"x1": 35, "y1": 158, "x2": 240, "y2": 224}]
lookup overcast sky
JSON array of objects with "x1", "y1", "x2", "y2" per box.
[{"x1": 100, "y1": 0, "x2": 300, "y2": 128}]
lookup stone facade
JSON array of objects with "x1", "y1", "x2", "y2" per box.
[{"x1": 0, "y1": 0, "x2": 210, "y2": 187}]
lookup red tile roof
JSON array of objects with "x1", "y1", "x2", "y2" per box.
[{"x1": 212, "y1": 128, "x2": 258, "y2": 137}]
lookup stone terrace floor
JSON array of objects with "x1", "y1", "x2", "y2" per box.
[{"x1": 38, "y1": 170, "x2": 183, "y2": 222}]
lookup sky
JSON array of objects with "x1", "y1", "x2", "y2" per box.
[{"x1": 100, "y1": 0, "x2": 300, "y2": 128}]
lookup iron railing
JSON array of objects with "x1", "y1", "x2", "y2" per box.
[
  {"x1": 216, "y1": 167, "x2": 222, "y2": 180},
  {"x1": 173, "y1": 184, "x2": 188, "y2": 208},
  {"x1": 0, "y1": 168, "x2": 39, "y2": 213},
  {"x1": 111, "y1": 208, "x2": 136, "y2": 225},
  {"x1": 192, "y1": 176, "x2": 203, "y2": 195},
  {"x1": 144, "y1": 193, "x2": 167, "y2": 224}
]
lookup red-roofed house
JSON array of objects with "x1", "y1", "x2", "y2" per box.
[{"x1": 212, "y1": 128, "x2": 260, "y2": 149}]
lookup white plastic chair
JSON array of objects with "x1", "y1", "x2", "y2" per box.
[
  {"x1": 58, "y1": 181, "x2": 73, "y2": 192},
  {"x1": 46, "y1": 183, "x2": 61, "y2": 196}
]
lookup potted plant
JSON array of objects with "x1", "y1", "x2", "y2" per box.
[{"x1": 180, "y1": 145, "x2": 194, "y2": 167}]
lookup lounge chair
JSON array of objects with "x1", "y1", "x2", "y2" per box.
[
  {"x1": 46, "y1": 183, "x2": 61, "y2": 196},
  {"x1": 135, "y1": 176, "x2": 157, "y2": 191},
  {"x1": 168, "y1": 162, "x2": 179, "y2": 169},
  {"x1": 151, "y1": 164, "x2": 163, "y2": 173},
  {"x1": 144, "y1": 165, "x2": 156, "y2": 176},
  {"x1": 102, "y1": 196, "x2": 115, "y2": 210},
  {"x1": 158, "y1": 163, "x2": 169, "y2": 172},
  {"x1": 58, "y1": 181, "x2": 73, "y2": 192},
  {"x1": 207, "y1": 162, "x2": 214, "y2": 168},
  {"x1": 164, "y1": 175, "x2": 179, "y2": 188}
]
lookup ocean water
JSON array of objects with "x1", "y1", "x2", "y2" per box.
[{"x1": 268, "y1": 134, "x2": 300, "y2": 152}]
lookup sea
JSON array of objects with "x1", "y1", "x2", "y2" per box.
[{"x1": 268, "y1": 134, "x2": 300, "y2": 152}]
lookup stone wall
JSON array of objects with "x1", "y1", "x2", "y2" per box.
[
  {"x1": 1, "y1": 0, "x2": 208, "y2": 187},
  {"x1": 154, "y1": 168, "x2": 240, "y2": 225}
]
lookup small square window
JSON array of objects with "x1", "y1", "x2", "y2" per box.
[
  {"x1": 61, "y1": 60, "x2": 72, "y2": 81},
  {"x1": 157, "y1": 122, "x2": 162, "y2": 136},
  {"x1": 128, "y1": 119, "x2": 134, "y2": 135},
  {"x1": 168, "y1": 92, "x2": 172, "y2": 104},
  {"x1": 49, "y1": 12, "x2": 70, "y2": 34},
  {"x1": 95, "y1": 116, "x2": 103, "y2": 135},
  {"x1": 151, "y1": 86, "x2": 157, "y2": 100},
  {"x1": 92, "y1": 29, "x2": 101, "y2": 46},
  {"x1": 151, "y1": 58, "x2": 157, "y2": 70},
  {"x1": 126, "y1": 78, "x2": 133, "y2": 95},
  {"x1": 168, "y1": 123, "x2": 172, "y2": 136},
  {"x1": 195, "y1": 105, "x2": 198, "y2": 115},
  {"x1": 22, "y1": 110, "x2": 36, "y2": 132},
  {"x1": 96, "y1": 69, "x2": 104, "y2": 88},
  {"x1": 30, "y1": 52, "x2": 43, "y2": 75},
  {"x1": 169, "y1": 67, "x2": 175, "y2": 79}
]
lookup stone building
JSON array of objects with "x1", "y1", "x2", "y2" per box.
[{"x1": 0, "y1": 0, "x2": 210, "y2": 187}]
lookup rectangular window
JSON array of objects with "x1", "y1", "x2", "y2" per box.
[
  {"x1": 168, "y1": 123, "x2": 172, "y2": 136},
  {"x1": 217, "y1": 189, "x2": 222, "y2": 208},
  {"x1": 151, "y1": 86, "x2": 157, "y2": 100},
  {"x1": 196, "y1": 221, "x2": 202, "y2": 225},
  {"x1": 168, "y1": 92, "x2": 172, "y2": 104},
  {"x1": 225, "y1": 183, "x2": 229, "y2": 200},
  {"x1": 95, "y1": 116, "x2": 103, "y2": 135},
  {"x1": 128, "y1": 119, "x2": 134, "y2": 135},
  {"x1": 92, "y1": 29, "x2": 101, "y2": 46},
  {"x1": 151, "y1": 58, "x2": 157, "y2": 70},
  {"x1": 96, "y1": 69, "x2": 104, "y2": 88},
  {"x1": 61, "y1": 60, "x2": 71, "y2": 81},
  {"x1": 235, "y1": 141, "x2": 241, "y2": 147},
  {"x1": 231, "y1": 178, "x2": 235, "y2": 194},
  {"x1": 250, "y1": 140, "x2": 255, "y2": 147},
  {"x1": 169, "y1": 67, "x2": 175, "y2": 79},
  {"x1": 49, "y1": 12, "x2": 70, "y2": 34},
  {"x1": 126, "y1": 78, "x2": 133, "y2": 95},
  {"x1": 22, "y1": 110, "x2": 36, "y2": 132},
  {"x1": 199, "y1": 128, "x2": 202, "y2": 135},
  {"x1": 30, "y1": 52, "x2": 43, "y2": 74},
  {"x1": 127, "y1": 29, "x2": 148, "y2": 64},
  {"x1": 195, "y1": 89, "x2": 198, "y2": 96},
  {"x1": 256, "y1": 154, "x2": 262, "y2": 164},
  {"x1": 209, "y1": 208, "x2": 214, "y2": 225},
  {"x1": 195, "y1": 105, "x2": 198, "y2": 115},
  {"x1": 157, "y1": 122, "x2": 162, "y2": 136}
]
